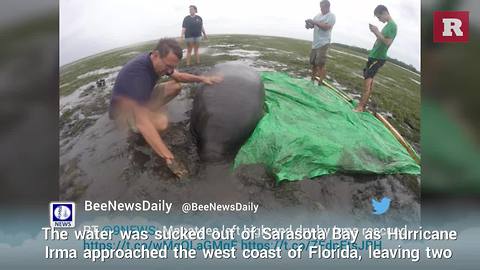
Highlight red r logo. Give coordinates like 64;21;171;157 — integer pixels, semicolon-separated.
433;11;469;43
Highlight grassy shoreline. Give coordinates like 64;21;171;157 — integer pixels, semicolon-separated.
60;34;420;144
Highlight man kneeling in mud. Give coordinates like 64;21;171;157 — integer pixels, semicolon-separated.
109;38;222;177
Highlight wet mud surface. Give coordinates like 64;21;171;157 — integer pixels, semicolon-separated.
60;45;420;223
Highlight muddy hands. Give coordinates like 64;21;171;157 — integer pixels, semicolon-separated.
166;159;189;179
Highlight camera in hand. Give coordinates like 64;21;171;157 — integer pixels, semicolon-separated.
305;20;314;29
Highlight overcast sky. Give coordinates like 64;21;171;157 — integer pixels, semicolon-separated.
60;0;420;70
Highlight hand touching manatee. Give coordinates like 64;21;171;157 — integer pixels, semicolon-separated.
201;75;223;85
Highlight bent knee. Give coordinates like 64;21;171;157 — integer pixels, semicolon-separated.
166;81;182;95
151;113;169;131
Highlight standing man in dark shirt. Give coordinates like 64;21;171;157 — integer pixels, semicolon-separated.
181;5;207;66
109;38;221;176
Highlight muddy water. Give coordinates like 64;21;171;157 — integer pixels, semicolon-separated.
59;58;420;223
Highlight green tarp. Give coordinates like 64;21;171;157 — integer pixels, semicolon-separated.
234;72;420;182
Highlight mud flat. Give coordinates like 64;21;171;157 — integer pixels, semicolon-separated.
60;35;420;223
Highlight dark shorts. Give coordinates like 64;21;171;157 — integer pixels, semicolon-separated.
185;36;202;45
310;44;329;66
363;58;386;79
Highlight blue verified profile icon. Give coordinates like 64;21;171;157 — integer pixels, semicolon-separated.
50;202;75;228
371;197;391;215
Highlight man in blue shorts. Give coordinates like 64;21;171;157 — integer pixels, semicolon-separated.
109;38;221;176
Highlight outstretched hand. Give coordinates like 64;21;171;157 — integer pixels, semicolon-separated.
202;75;224;85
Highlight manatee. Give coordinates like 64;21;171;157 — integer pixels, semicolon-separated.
191;63;264;162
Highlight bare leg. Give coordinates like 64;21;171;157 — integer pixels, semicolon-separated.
317;64;326;84
147;82;188;178
186;43;193;66
161;81;183;104
149;111;169;132
311;65;324;85
311;65;316;82
194;42;200;64
132;106;173;161
148;81;182;111
312;65;320;82
354;78;374;112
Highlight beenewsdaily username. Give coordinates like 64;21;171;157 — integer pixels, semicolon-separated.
83;200;259;214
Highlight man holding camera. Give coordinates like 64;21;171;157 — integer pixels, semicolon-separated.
305;0;336;85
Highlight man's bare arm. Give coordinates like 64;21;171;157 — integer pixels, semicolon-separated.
181;28;186;40
115;96;174;163
170;71;223;85
374;32;393;46
133;105;174;163
306;19;332;31
370;25;393;46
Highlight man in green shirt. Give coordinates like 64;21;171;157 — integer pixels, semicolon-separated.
354;5;397;112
